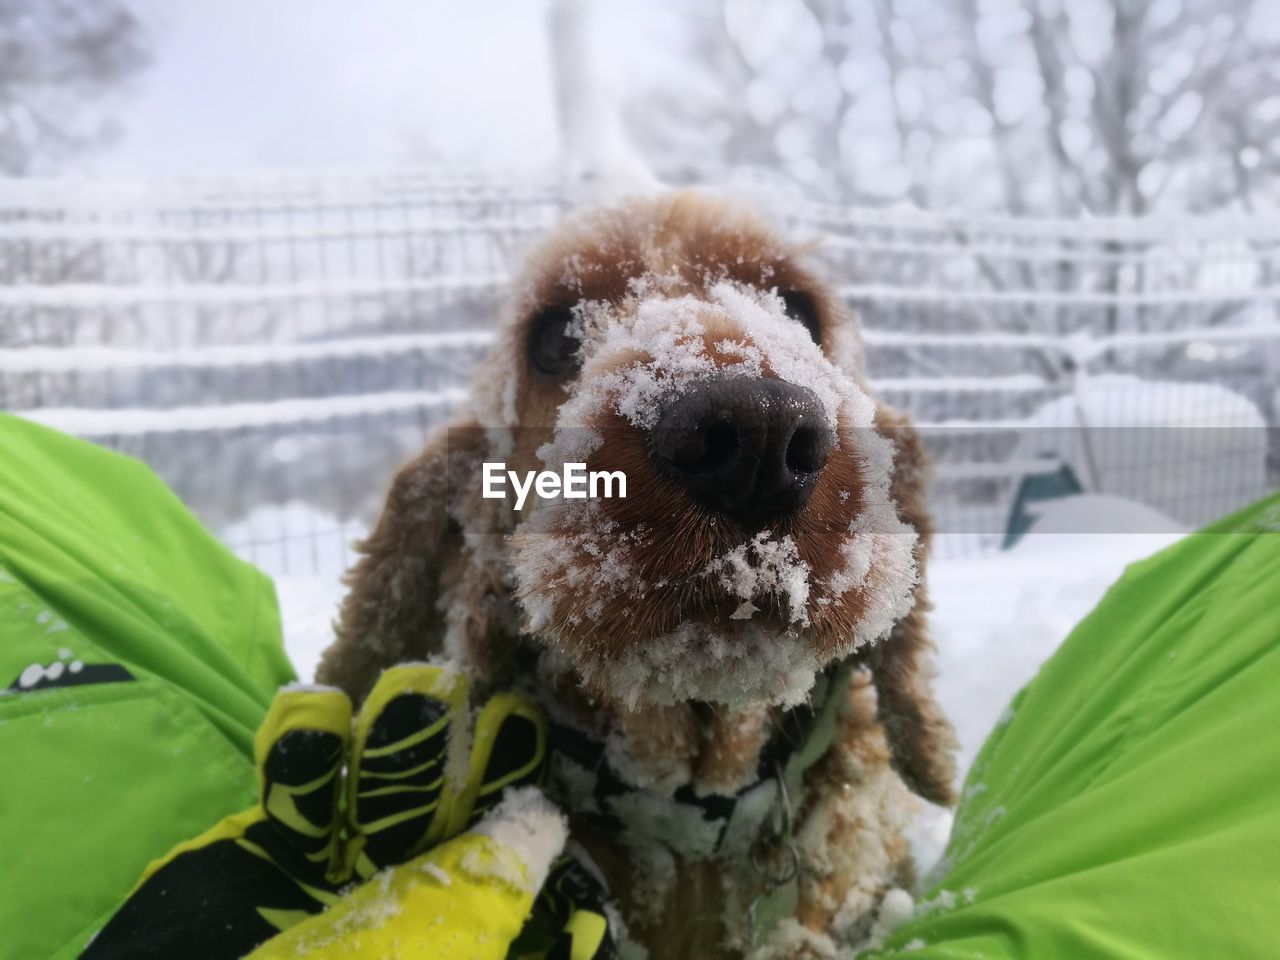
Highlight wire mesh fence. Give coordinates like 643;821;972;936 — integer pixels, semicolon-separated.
2;171;1277;577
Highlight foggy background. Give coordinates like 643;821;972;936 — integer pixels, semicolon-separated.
11;0;1280;216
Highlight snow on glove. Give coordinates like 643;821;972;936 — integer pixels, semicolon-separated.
244;787;575;960
82;663;561;960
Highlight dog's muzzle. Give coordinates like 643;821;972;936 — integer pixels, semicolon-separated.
648;375;834;522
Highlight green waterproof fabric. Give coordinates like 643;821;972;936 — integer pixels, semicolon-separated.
0;415;295;960
862;493;1280;959
4;413;1278;960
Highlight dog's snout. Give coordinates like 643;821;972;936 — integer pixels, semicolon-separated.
649;377;833;521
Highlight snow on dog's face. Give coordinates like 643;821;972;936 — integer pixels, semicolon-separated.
474;193;918;710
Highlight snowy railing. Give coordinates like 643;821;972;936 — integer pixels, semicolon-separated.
2;171;1277;573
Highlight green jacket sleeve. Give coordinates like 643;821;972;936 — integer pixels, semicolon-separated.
862;494;1280;959
0;415;295;960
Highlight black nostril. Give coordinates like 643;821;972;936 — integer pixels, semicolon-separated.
786;425;824;474
648;376;834;522
700;422;739;472
666;419;739;472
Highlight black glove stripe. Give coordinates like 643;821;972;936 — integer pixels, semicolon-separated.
262;730;344;857
466;712;546;827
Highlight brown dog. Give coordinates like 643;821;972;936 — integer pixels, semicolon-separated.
317;192;956;958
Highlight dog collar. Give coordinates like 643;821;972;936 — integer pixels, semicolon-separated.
545;658;855;861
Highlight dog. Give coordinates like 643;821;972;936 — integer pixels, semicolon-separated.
317;192;957;959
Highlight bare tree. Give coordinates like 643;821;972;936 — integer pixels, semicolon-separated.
0;0;150;175
624;0;1280;216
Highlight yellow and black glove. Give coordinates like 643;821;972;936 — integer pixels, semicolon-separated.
83;664;615;960
512;853;619;960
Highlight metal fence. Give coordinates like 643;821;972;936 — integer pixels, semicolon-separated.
2;171;1277;576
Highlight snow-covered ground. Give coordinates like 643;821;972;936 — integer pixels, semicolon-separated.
1015;374;1269;530
275;572;350;683
254;493;1188;877
219;502;358;684
930;494;1185;772
907;495;1186;870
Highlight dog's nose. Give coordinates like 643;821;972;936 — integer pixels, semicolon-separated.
649;377;834;521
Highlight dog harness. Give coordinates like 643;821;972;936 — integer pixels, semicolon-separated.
546;658;856;943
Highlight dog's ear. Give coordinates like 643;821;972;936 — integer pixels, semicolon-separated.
316;417;509;705
864;405;959;806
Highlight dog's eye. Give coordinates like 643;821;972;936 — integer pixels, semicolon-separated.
528;305;581;377
780;290;822;344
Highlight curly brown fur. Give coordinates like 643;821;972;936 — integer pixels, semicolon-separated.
318;191;956;958
864;405;958;806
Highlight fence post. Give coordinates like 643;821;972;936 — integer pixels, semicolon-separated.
1069;359;1103;493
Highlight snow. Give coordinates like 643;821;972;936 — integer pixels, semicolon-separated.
748;917;838;959
606;621;827;711
219;503;363;684
548;281;865;441
861;888;916;952
0;274;506;307
0;219;542;243
624;841;676;926
607;788;727;859
707;533;812;627
840;283;1280;306
1015;375;1268;528
829;508;919;649
7;168;1267;951
279;681;342;695
515;278;916;709
931;458;1063;482
464;786;569;894
1013;495;1186;540
274;577;346;684
913;416;1049;431
258;486;1189;897
0;172;560;209
0;331;494;373
821;232;1280;264
905;494;1187;873
873;375;1051;393
25;388;466;436
1028;373;1266;431
860;321;1280;360
801;200;1280;242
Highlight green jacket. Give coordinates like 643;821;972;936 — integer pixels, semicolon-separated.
862;494;1280;958
0;415;294;960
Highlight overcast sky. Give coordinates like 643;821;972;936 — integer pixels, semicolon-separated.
95;0;674;178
